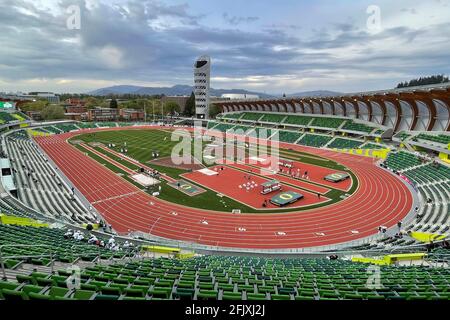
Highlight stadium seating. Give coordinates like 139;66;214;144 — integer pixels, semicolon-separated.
0;253;449;300
77;122;98;129
6;131;96;223
240;112;264;122
403;164;450;184
342;121;375;134
53;124;79;132
327;138;364;149
384;151;422;171
261;113;287;123
43;126;63;134
297;134;333;148
383;151;449;234
282;115;312;126
0;224;133;266
310;117;345;129
271;130;303;143
0;112;23;124
212;123;235;133
221;113;243;120
96;122;118;128
416;134;450;146
394;132;411;141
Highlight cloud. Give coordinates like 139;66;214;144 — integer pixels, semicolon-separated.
222;13;259;25
0;0;449;94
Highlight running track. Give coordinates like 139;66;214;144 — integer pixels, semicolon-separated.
35;126;413;249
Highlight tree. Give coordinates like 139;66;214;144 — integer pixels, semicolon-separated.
85;97;100;109
184;92;195;116
209;103;221;118
164;101;181;115
109;98;118;109
40;105;65;120
20;100;48;112
396;74;449;88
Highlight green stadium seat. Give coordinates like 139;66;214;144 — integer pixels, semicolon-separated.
221;292;242;300
197;289;218;300
72;289;95;300
1;288;26;300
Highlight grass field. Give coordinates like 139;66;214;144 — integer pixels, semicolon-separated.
70;129;358;213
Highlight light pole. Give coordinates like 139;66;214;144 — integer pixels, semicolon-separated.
144;100;147;123
152;100;155;123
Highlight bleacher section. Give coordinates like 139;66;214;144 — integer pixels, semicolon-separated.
222;113;242;120
271;130;303;143
342;121;375;134
0;224;135;266
383;151;450;234
43;126;63;134
0;252;449;300
53;124;79;133
282;115;312;126
403;164;450;184
327;138;364;149
416;134;450;146
5;131;96;224
297;134;333;148
212;123;235;133
261;114;287;123
77;122;98;129
384;151;422;171
0;112;21;124
394;132;411;141
310;117;345;129
96;122;118;128
240;113;264;122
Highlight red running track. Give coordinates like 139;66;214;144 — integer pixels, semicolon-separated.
35;126;413;249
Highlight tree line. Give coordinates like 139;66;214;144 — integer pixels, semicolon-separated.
396;74;449;88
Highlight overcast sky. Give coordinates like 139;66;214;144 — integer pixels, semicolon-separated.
0;0;449;94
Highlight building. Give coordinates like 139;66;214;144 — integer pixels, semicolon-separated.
119;108;145;121
25;92;60;104
161;96;190;113
221;93;259;100
87;107;118;121
65;105;87;114
65;98;85;106
194;55;211;119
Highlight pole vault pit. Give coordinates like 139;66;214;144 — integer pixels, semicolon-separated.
324;172;350;183
270;191;304;207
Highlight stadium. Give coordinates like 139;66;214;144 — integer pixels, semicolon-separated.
0;0;449;309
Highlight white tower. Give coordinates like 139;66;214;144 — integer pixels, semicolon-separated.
194;55;211;119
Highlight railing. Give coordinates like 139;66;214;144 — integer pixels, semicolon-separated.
0;244;55;280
